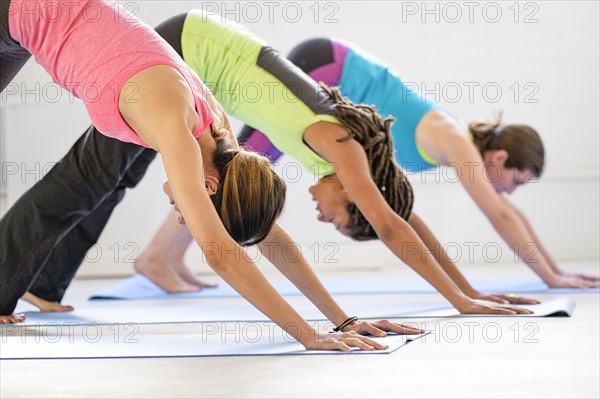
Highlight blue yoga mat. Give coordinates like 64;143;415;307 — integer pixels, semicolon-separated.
89;274;599;300
10;296;576;328
0;329;429;360
0;328;427;360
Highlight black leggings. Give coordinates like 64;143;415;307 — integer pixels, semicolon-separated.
0;13;187;312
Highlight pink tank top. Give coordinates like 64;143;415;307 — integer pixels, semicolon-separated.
8;0;213;147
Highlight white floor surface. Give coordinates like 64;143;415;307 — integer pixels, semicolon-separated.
1;262;599;398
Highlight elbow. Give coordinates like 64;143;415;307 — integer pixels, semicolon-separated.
205;254;230;274
201;241;239;274
376;224;395;242
194;225;250;273
375;219;408;242
489;208;515;228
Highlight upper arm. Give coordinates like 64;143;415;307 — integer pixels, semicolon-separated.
257;223;283;250
415;111;463;165
407;212;427;237
498;194;525;219
157;125;233;256
122;69;234;261
415;112;513;222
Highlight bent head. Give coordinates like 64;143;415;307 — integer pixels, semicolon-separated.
312;85;415;241
470;119;545;194
211;139;287;246
309;174;352;236
164;136;286;246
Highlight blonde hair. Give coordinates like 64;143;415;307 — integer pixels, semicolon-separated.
211;129;286;246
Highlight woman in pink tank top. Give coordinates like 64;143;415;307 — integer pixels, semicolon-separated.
0;0;408;352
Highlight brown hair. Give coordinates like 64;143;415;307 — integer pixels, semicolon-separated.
469;114;544;177
211;130;286;246
321;84;414;241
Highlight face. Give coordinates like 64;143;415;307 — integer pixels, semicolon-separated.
163;181;187;224
483;151;537;194
162;173;220;225
308;174;353;236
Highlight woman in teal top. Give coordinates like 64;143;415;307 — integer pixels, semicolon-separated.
237;37;599;290
14;12;546;324
140;35;597;292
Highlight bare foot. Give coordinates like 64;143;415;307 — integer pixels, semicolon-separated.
0;314;26;324
135;255;200;293
21;292;74;312
172;259;218;289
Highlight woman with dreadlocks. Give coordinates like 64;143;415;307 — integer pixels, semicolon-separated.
239;38;599;291
14;11;532;321
1;2;425;351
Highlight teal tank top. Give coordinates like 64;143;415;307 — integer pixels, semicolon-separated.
339;46;440;172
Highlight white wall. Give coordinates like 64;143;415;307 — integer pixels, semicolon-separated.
1;1;598;277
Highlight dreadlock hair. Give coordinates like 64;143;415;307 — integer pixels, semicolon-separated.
210;125;287;246
469;112;545;177
320;84;414;241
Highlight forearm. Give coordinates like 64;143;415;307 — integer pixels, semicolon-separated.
378;222;471;310
537;244;564;275
408;214;479;297
512;207;563;275
271;257;350;327
182;204;318;344
434;257;478;297
209;249;317;344
491;211;559;283
259;226;350;326
499;199;599;285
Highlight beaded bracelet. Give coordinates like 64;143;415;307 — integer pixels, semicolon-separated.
332;316;358;332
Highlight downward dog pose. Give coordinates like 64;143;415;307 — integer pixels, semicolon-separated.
17;11;533;317
231;38;600;290
0;1;419;352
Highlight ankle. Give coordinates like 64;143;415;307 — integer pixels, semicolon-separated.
136;250;167;265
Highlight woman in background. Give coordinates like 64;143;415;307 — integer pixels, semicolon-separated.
232;38;600;290
13;11;533;321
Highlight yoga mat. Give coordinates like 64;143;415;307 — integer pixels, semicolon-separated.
89;274;599;301
0;330;428;360
8;296;576;327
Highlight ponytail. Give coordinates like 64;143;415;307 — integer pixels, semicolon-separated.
469;113;545;177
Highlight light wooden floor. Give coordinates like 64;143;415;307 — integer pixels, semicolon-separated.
1;262;599;398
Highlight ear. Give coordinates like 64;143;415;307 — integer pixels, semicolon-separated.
204;175;220;196
489;149;509;167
